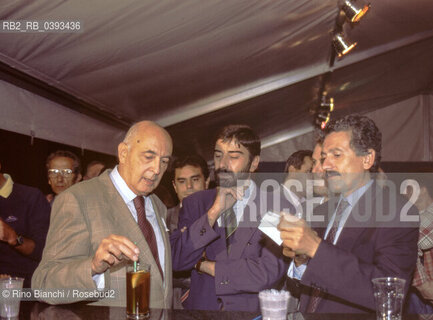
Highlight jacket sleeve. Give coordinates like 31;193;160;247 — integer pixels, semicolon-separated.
214;233;289;295
170;195;220;271
25;189;51;261
31;192;104;304
301;225;418;310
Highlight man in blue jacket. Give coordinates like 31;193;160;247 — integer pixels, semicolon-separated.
171;124;290;311
279;115;419;313
0;162;51;287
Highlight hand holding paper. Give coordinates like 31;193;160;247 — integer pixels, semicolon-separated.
258;211;286;246
278;212;321;258
258;211;302;245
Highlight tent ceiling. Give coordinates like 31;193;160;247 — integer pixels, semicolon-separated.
1;0;433;159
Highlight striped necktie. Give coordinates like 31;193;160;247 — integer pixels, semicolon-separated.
133;196;163;278
306;199;350;313
223;207;237;252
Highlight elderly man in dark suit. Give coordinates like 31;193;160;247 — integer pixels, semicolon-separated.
279;115;419;313
171;124;290;312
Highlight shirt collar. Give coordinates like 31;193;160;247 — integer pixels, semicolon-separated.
109;166;145;204
341;179;374;207
0;174;13;198
236;180;255;207
217;180;256;226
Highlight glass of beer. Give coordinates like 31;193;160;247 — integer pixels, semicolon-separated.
126;263;151;319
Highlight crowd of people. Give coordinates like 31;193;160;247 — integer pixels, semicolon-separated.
1;115;432;314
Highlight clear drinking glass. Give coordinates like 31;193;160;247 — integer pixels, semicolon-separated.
0;277;24;318
126;263;151;319
372;277;406;320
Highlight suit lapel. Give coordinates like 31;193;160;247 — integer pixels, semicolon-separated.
335;182;377;252
228;224;257;259
149;195;172;306
149;195;171;281
228;188;261;260
207;190;233;260
100;172;143;244
213;221;229;260
310;198;335;238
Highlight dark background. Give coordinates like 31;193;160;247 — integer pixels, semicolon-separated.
2;128;433;209
0;129;117;195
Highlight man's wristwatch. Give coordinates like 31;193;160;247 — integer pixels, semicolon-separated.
13;235;24;247
195;257;206;273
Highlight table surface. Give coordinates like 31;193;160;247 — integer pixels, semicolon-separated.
16;301;429;320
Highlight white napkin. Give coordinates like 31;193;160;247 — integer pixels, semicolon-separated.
259;211;301;245
258;211;283;245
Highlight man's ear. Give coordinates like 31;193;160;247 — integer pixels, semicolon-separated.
420;185;428;198
74;173;83;183
205;176;210;189
362;149;376;170
249;156;260;172
172;180;177;194
118;142;129;165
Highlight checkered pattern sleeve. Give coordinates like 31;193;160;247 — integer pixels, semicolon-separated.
413;204;433;287
418;205;433;250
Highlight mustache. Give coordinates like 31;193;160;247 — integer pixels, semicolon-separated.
215;168;235;175
325;170;341;178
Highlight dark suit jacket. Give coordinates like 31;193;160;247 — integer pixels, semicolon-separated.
170;185;292;311
294;181;419;313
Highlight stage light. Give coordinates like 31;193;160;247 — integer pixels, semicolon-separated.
315;113;331;130
341;0;370;23
315;95;334;130
321;97;334;112
332;32;357;58
320;117;330;130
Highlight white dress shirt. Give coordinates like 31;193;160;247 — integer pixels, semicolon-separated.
216;181;256;227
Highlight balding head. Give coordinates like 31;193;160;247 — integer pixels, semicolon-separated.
118;121;173;196
123;121;172;147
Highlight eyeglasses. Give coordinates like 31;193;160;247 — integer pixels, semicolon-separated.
48;169;74;178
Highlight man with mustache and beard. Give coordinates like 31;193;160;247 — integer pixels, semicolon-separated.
170;125;289;312
278;115;419;313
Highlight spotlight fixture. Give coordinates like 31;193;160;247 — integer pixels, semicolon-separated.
315;113;330;130
341;0;370;23
332;32;357;58
320;97;334;113
315;95;334;130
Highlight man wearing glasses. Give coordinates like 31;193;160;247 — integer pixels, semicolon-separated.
45;150;82;204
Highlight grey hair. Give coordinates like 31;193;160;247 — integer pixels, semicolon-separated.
123;123;140;145
122;122;143;151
